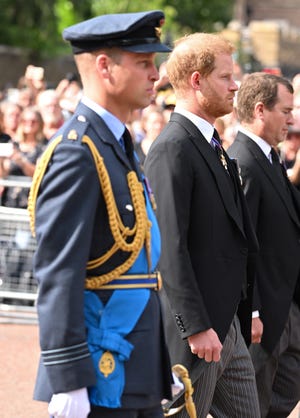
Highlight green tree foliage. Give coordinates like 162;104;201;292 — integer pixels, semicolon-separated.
0;0;60;57
162;0;233;33
0;0;233;58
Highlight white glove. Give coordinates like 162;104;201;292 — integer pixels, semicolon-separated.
171;372;185;397
161;372;185;404
48;387;91;418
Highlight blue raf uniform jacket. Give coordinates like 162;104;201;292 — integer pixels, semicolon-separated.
32;102;172;409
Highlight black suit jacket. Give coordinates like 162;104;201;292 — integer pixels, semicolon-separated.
228;131;300;353
144;113;258;383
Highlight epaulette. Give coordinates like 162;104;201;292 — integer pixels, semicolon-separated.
62;114;90;143
28;113;90;237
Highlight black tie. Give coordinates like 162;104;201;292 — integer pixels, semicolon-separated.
123;127;137;170
270;147;287;188
212;128;242;206
213;128;221;144
270;147;300;222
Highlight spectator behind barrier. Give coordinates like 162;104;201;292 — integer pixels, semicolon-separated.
36;89;65;141
134;106;166;167
0;106;45;208
55;72;82;119
0;101;22;140
280;119;300;189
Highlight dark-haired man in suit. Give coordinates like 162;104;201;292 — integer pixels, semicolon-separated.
228;72;300;417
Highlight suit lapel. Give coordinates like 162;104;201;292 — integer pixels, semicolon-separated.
237;132;300;227
170;113;245;237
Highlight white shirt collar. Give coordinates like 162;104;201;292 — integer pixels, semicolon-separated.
174;106;215;144
238;125;272;159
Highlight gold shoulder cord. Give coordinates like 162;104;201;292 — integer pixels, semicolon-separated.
28;134;63;235
28;134;152;289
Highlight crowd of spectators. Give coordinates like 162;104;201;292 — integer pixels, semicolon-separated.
0;66;82;208
1;61;300;209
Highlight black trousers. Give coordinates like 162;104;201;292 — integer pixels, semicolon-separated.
88;404;164;418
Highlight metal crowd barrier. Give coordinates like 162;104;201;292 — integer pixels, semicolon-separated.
0;176;38;323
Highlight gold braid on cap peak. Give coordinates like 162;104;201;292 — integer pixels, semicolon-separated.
28;134;152;288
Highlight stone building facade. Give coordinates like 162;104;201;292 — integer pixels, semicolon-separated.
234;0;300;27
227;0;300;77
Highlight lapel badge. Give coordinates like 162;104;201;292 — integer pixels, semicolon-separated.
144;177;157;211
220;152;229;172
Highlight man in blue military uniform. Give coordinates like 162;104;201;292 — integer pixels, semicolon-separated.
28;10;173;418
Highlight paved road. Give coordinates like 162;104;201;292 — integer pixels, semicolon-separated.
0;323;299;418
0;324;48;417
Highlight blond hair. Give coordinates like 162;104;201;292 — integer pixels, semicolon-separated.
166;33;235;92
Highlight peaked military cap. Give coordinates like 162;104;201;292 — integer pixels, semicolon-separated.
63;10;171;54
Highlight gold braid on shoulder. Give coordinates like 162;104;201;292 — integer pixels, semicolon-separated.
28;134;152;289
28;134;63;236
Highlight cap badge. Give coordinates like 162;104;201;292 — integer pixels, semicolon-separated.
155;27;162;40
